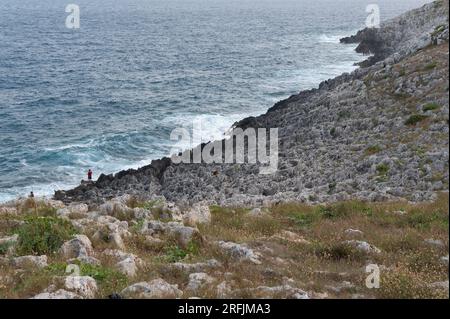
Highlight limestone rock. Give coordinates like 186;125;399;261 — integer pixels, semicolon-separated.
121;279;183;299
60;235;94;259
168;259;222;274
141;221;201;248
342;240;381;254
64;276;98;299
183;205;211;226
186;273;215;292
31;289;82;299
13;255;48;269
216;241;261;264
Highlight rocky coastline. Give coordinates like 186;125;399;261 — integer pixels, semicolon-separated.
54;0;448;208
0;1;448;300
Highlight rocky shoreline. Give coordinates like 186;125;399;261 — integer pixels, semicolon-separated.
54;1;449;208
0;1;449;300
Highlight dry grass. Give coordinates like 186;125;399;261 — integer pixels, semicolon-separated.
0;193;448;299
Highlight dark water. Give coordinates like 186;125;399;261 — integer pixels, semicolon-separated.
0;0;431;201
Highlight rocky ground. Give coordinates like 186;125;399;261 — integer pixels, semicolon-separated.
55;1;449;208
0;194;448;299
0;1;448;299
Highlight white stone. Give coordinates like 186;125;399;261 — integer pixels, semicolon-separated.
216;241;261;264
121;279;183;299
441;255;449;267
183;205;211;226
186;273;215;292
116;257;138;277
64;276;98;299
424;238;445;247
31;289;82;299
342;240;381;254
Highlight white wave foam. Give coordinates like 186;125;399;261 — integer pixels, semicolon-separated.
318;34;343;44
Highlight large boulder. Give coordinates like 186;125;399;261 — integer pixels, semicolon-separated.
99;201;135;220
183;205;211;226
216;241;261;264
141;221;202;248
57;203;89;218
60;235;94;259
64;276;98;299
102;249;143;277
116;257;138;277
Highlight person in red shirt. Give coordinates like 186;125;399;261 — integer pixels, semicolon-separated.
87;169;93;181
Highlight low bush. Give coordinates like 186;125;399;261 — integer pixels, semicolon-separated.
404;114;428;126
16;216;76;255
422;103;440;112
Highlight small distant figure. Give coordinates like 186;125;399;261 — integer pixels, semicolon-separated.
87;169;93;181
29;191;34;198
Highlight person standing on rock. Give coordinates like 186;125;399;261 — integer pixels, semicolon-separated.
87;169;93;181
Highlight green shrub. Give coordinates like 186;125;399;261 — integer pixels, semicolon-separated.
315;201;373;219
376;163;390;175
403;209;449;231
424;61;437;70
163;241;199;263
288;212;318;228
16;216;76;255
422;103;440;112
432;25;445;37
312;242;365;262
405;114;428;126
330;127;337;138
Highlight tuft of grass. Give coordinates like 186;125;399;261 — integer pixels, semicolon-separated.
288;211;319;228
431;24;446;37
205;206;282;242
405;114;428;126
423;61;437;70
0;241;14;255
402;208;449;231
16;216;76;256
365;145;382;156
311;242;366;262
376;163;390;176
422;103;441;112
18;199;57;217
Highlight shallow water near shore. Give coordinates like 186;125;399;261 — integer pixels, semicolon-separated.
0;0;432;202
